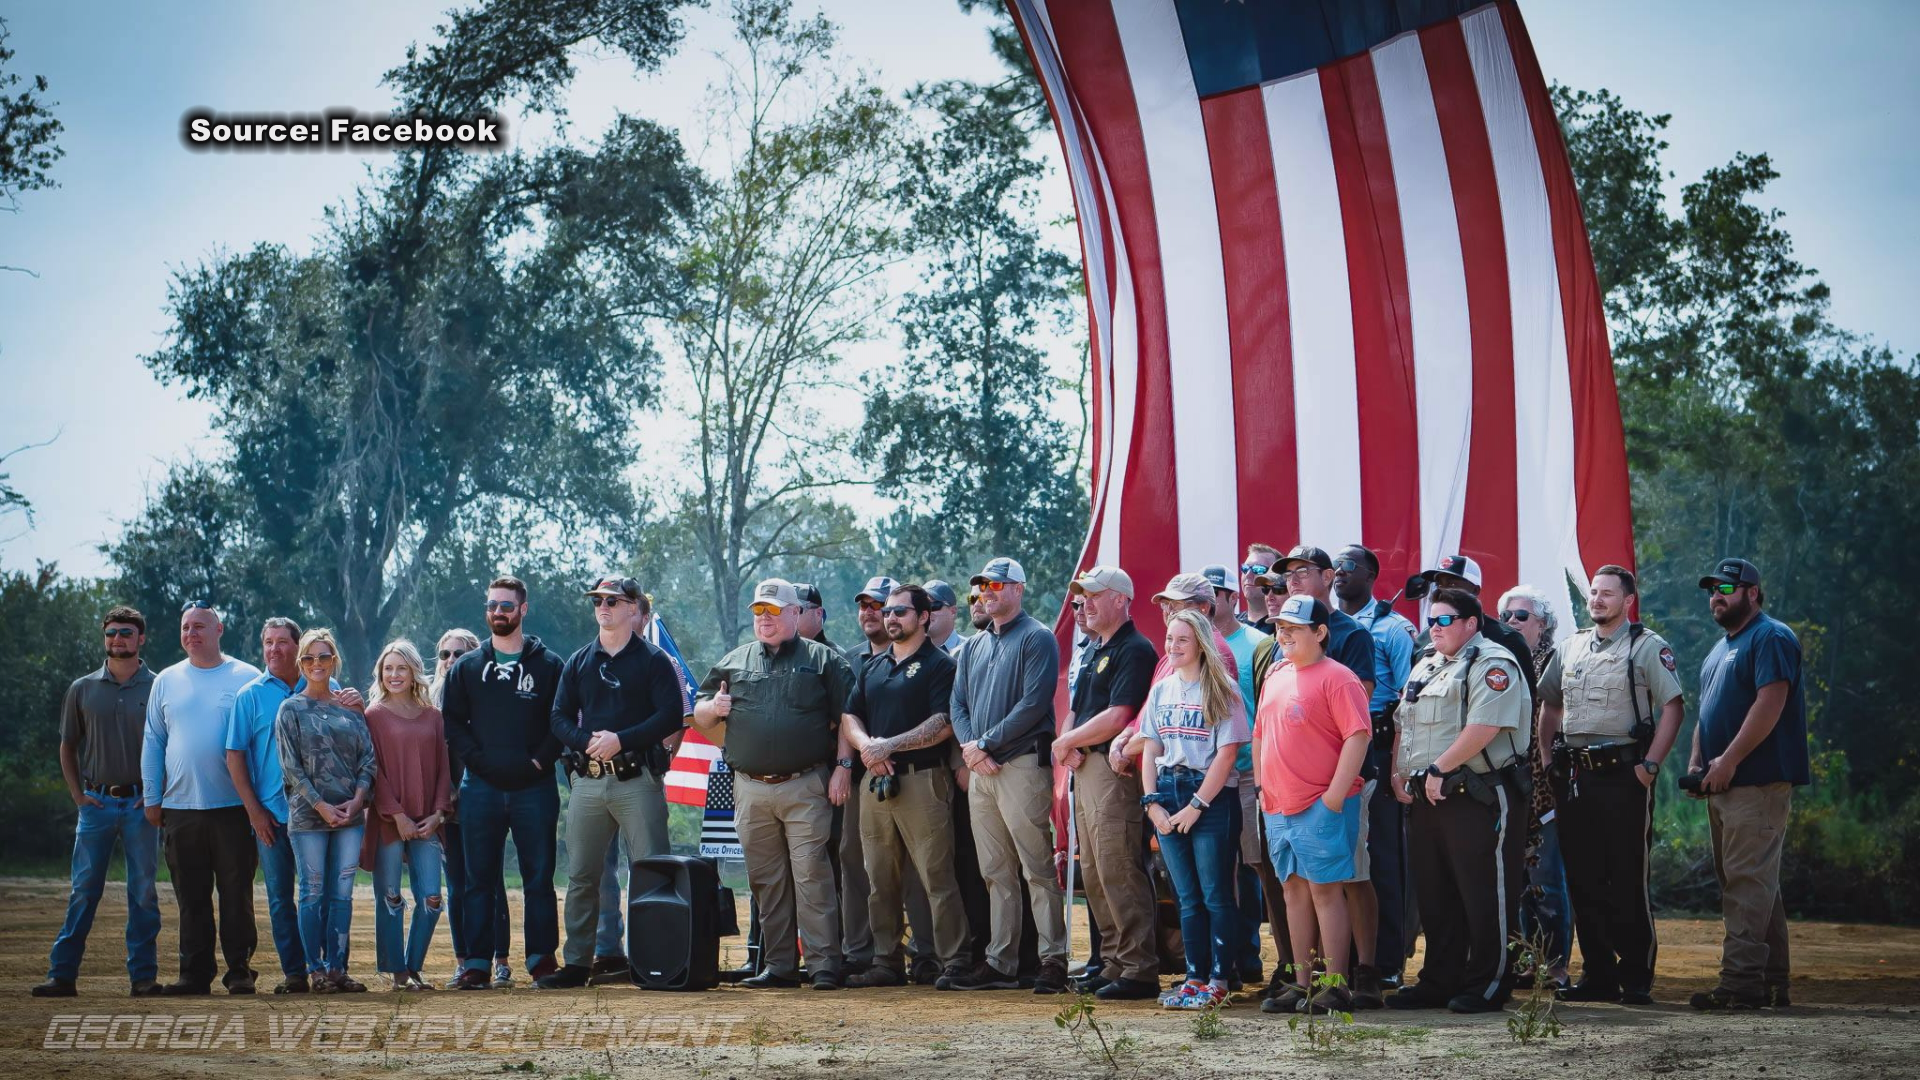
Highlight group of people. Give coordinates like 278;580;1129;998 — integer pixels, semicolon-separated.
34;546;1809;1018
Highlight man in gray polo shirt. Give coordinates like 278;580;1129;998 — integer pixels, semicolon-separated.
35;606;163;998
693;579;857;990
946;557;1068;993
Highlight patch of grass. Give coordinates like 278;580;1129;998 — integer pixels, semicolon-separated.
1054;993;1140;1072
1190;1006;1228;1040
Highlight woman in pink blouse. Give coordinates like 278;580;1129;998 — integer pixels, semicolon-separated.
366;639;452;990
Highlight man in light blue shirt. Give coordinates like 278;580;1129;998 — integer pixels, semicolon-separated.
1333;546;1417;985
142;601;263;995
224;616;353;994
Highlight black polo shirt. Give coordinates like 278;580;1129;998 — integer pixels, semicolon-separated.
846;637;956;770
550;632;685;755
1070;619;1157;748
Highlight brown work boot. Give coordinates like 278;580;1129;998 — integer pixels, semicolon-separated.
1032;958;1070;995
1351;963;1385;1009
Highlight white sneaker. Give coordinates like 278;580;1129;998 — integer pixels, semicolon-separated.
491;963;512;989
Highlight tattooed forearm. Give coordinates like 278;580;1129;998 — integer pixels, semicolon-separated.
888;713;953;753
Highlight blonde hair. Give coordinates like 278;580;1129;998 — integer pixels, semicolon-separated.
297;627;340;664
430;628;480;708
370;638;434;709
1167;610;1238;728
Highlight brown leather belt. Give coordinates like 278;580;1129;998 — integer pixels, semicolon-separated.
740;770;807;785
87;782;140;798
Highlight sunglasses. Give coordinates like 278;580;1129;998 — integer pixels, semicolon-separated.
1708;582;1742;595
299;653;338;665
180;599;214;613
1069;599;1085;610
1249;584;1272;596
484;600;519;613
1426;614;1466;628
438;648;468;661
978;580;1012;592
750;602;785;617
1500;609;1533;623
588;596;630;608
1333;557;1362;573
104;627;139;639
879;604;917;617
857;598;886;611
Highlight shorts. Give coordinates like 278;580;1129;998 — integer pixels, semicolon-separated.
1346;779;1378;883
1265;791;1363;886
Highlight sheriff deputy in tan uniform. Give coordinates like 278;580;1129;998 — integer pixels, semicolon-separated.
1539;564;1684;1006
1386;588;1531;1015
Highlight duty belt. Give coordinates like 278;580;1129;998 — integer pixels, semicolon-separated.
570;757;623;780
1565;742;1639;772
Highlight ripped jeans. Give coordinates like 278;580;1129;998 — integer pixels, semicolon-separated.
374;835;445;976
291;824;364;975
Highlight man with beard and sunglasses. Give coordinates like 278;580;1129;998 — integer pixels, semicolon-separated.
442;576;566;990
35;607;162;998
1687;559;1807;1012
840;584;968;987
535;577;685;989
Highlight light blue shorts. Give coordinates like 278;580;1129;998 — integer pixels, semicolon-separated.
1265;792;1363;886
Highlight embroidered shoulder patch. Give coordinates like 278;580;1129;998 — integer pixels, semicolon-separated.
1659;647;1676;673
1096;655;1110;674
1485;667;1511;692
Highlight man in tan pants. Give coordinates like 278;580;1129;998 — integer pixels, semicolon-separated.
945;557;1069;993
694;579;857;990
841;584;969;986
1051;566;1161;999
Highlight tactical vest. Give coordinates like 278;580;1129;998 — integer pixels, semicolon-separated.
1560;624;1654;746
1396;641;1526;775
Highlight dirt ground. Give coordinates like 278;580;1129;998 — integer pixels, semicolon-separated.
1;876;1914;1079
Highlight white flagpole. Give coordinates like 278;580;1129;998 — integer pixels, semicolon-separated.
1063;772;1077;970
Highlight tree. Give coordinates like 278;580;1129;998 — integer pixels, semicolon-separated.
0;15;64;280
118;0;697;677
661;0;905;648
0;564;114;861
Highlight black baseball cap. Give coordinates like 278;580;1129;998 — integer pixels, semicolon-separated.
793;583;824;608
584;576;640;600
924;580;959;610
1698;558;1761;590
1277;545;1333;572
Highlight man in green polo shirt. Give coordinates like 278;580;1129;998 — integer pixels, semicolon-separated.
694;578;857;990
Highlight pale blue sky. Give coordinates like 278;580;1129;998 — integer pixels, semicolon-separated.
2;0;1914;577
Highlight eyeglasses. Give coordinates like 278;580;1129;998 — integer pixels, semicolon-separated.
1501;609;1533;623
879;605;916;617
1426;614;1465;628
180;599;214;613
588;596;629;608
1708;582;1741;595
1240;563;1269;576
857;598;886;611
299;653;338;665
978;580;1011;593
750;602;784;617
484;600;519;613
104;627;138;639
438;648;468;661
1280;566;1320;581
1333;558;1362;573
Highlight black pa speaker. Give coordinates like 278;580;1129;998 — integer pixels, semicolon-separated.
628;854;720;990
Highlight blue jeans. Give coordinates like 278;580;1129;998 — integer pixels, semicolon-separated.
1521;819;1572;973
375;837;445;975
442;817;511;964
1155;770;1241;983
47;793;161;982
254;819;306;978
458;774;558;974
291;825;363;974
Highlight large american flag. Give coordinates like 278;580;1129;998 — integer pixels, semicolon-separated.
1010;0;1633;645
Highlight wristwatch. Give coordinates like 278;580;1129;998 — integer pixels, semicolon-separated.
835;758;855;770
1188;794;1209;811
1639;758;1661;775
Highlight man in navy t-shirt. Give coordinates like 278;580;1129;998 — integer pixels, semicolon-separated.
1688;558;1807;1011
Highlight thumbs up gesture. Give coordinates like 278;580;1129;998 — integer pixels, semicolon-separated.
713;680;733;718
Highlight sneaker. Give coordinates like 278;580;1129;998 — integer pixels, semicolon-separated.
273;974;311;995
588;955;630;986
1031;958;1070;995
1447;993;1504;1014
1384;983;1451;1010
1351;963;1385;1010
932;964;973;991
810;969;843;991
491;962;513;989
944;962;1020;991
1094;976;1160;1001
533;964;591;990
454;968;493;991
402;972;434;991
845;966;904;988
1556;980;1621;1003
1174;984;1230;1011
1689;987;1763;1011
444;972;467;990
130;979;163;998
30;978;76;998
910;957;944;986
1261;983;1308;1014
1306;985;1355;1015
1766;984;1791;1008
1160;980;1207;1008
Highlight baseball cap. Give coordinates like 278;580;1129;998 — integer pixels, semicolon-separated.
1273;594;1330;627
751;579;801;611
924;580;959;610
1698;558;1761;590
856;576;901;604
1277;545;1333;572
1420;554;1484;589
1070;565;1135;598
1150;572;1213;605
793;582;824;608
971;557;1028;586
584;576;640;600
1200;564;1239;594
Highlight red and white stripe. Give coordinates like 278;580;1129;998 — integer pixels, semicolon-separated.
665;727;721;807
1012;0;1632;648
